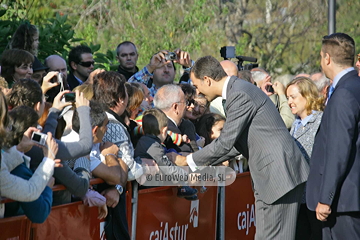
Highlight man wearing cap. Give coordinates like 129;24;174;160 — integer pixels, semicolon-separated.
32;57;48;83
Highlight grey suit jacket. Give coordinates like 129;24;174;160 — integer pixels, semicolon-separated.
290;111;323;164
192;76;309;204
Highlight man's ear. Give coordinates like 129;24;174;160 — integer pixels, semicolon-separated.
70;61;77;71
325;53;331;65
203;76;212;86
34;102;41;113
92;126;99;136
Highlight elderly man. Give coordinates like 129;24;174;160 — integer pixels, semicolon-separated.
310;72;330;99
174;56;309;240
154;84;194;153
129;49;192;97
251;68;294;129
116;41;139;80
44;55;70;102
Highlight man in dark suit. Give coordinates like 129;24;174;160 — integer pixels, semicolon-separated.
306;33;360;239
153;84;194;153
174;56;309;239
67;45;94;90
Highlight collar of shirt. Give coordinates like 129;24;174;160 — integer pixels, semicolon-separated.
74;74;84;85
221;76;231;100
332;67;355;88
293;110;317;134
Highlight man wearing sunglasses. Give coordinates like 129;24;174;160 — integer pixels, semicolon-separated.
67;45;95;90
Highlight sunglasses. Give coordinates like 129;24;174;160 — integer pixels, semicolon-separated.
78;61;95;67
187;99;195;107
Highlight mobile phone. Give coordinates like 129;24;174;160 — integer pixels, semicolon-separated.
64;92;76;102
265;85;274;93
31;132;47;146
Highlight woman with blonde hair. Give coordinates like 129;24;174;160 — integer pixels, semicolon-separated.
286;76;324;240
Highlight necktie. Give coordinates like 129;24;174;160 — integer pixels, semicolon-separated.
327;86;335;101
222;99;226;117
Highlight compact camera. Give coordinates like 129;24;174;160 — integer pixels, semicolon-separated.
50;72;63;84
64;92;76;102
31;132;47;146
57;73;63;84
164;52;178;61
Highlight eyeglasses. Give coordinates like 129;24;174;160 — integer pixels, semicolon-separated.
78;61;95;67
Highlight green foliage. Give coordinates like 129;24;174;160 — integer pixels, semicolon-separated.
2;0;360;77
37;13;82;61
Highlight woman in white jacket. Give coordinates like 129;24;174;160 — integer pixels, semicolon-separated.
0;92;60;204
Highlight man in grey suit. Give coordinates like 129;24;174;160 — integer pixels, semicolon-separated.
174;56;309;239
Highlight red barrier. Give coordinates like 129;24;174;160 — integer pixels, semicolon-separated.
0;215;31;240
31;201;101;240
225;172;256;240
135;186;218;240
0;174;254;240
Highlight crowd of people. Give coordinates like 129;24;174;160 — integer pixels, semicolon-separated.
0;22;360;240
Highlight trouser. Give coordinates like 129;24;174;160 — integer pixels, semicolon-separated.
254;183;304;240
295;203;322;240
322;211;360;240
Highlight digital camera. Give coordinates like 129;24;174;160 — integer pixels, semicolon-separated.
164;52;178;61
31;132;47;146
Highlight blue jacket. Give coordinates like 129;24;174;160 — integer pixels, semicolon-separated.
5;162;52;223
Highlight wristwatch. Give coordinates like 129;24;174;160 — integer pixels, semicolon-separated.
115;184;123;195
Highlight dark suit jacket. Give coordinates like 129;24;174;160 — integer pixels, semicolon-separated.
164;118;193;153
306;70;360;212
192;76;309;204
67;73;82;90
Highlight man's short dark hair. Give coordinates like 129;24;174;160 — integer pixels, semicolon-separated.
72;100;107;134
116;41;137;56
68;45;92;71
191;56;227;81
322;33;355;67
7;79;43;109
142;108;168;136
93;71;127;109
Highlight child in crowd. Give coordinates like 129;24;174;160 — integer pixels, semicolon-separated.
133;114;204;150
196;113;248;172
134;108;198;200
196;113;226;146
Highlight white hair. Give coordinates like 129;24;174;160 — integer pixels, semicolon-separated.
154;84;183;110
251;71;268;84
311;73;330;92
